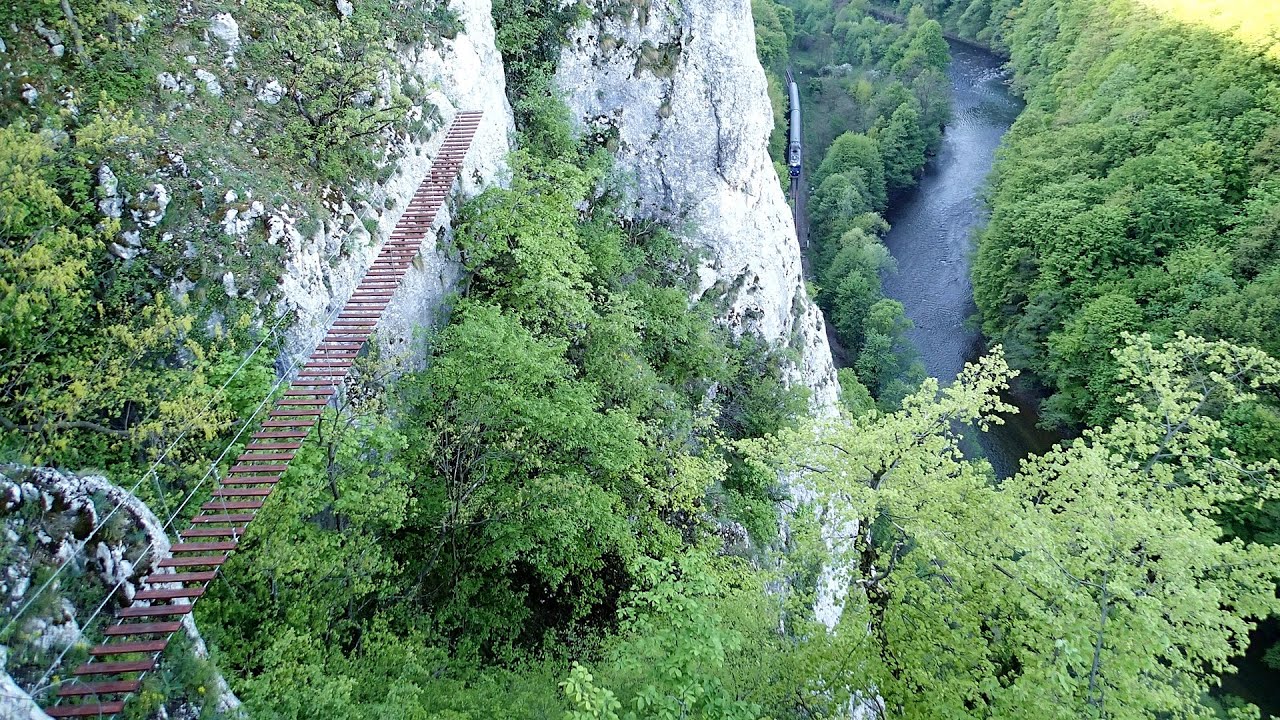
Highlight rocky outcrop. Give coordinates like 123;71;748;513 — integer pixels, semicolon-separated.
273;0;514;371
0;466;241;716
555;0;839;409
0;648;52;720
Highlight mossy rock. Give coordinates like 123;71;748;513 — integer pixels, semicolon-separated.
633;40;681;78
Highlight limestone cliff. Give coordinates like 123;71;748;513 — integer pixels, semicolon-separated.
555;0;839;409
274;0;515;369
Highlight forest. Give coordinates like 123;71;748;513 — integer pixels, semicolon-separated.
1;0;1279;718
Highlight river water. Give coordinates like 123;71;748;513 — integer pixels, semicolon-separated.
878;42;1058;478
860;41;1279;712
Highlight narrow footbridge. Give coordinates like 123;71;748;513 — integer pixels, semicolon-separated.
42;111;482;718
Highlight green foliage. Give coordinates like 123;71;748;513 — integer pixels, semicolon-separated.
781;1;950;408
768;335;1280;718
562;553;829;720
493;0;590;143
197;108;812;715
961;0;1280;456
240;0;418;182
874;101;929;194
751;0;795;70
0;114;247;475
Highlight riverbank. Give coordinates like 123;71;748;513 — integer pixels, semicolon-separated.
864;5;1007;57
874;41;1058;478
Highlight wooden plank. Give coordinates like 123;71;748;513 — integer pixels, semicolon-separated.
134;587;204;601
221;477;281;485
57;680;141;697
89;639;169;656
228;463;288;472
235;453;295;462
211;487;271;497
199;500;263;511
46;702;127;717
157;556;226;568
178;526;248;537
190;513;255;524
171;541;237;552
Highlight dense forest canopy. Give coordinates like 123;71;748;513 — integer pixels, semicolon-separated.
2;0;1280;717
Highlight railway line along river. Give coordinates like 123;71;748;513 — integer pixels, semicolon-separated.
876;41;1058;479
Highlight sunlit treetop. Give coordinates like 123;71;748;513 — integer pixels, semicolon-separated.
1139;0;1280;61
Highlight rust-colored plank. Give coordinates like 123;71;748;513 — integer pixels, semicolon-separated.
253;430;308;438
157;556;227;568
46;702;127;717
262;418;319;426
269;408;323;417
199;500;263;511
212;487;271;497
228;463;288;472
221;476;280;485
245;442;303;450
235;453;295;462
89;639;170;656
179;526;248;537
224;471;283;480
171;541;237;552
57;680;141;697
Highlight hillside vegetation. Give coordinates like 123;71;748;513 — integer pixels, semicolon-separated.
897;0;1280;518
3;0;1280;718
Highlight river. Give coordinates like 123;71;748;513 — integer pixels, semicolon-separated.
870;42;1279;713
877;42;1058;479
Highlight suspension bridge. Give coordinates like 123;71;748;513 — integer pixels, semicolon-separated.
32;111;482;719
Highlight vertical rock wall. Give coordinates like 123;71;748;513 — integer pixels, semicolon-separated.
276;0;515;370
555;0;839;409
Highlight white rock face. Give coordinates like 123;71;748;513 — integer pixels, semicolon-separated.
274;0;514;369
0;648;52;720
555;0;839;410
0;467;242;714
255;78;285;105
195;68;223;96
96;164;122;219
208;13;241;52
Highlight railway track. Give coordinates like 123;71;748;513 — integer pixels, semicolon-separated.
40;111;483;719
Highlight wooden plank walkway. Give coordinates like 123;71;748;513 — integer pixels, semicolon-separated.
42;111;483;718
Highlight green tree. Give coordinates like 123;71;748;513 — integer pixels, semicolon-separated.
770;336;1280;719
875;101;927;194
813;132;887;211
892;19;950;77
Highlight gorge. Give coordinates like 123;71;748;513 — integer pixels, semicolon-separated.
2;0;1280;717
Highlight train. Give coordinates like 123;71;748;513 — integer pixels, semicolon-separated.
786;71;802;179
